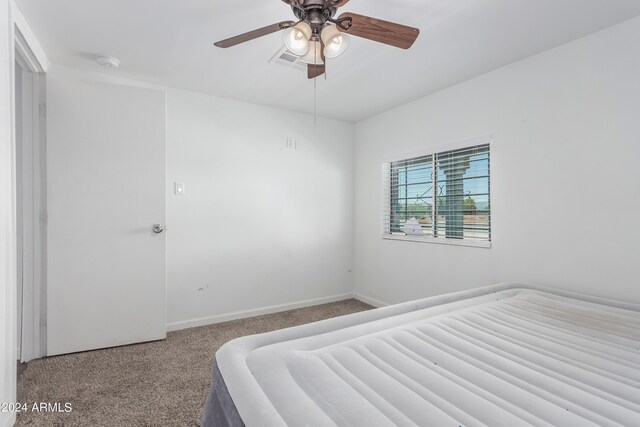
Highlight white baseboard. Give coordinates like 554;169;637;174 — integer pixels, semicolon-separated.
166;293;354;332
353;293;389;308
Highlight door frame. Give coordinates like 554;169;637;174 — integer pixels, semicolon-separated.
11;2;49;362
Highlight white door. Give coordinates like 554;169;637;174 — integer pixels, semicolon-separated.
46;75;167;355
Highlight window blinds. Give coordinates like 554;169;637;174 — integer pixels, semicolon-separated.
382;143;491;244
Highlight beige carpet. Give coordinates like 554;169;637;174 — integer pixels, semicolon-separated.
16;299;372;426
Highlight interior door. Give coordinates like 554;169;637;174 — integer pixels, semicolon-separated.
46;75;167;355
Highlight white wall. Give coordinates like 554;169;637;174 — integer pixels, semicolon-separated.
43;67;355;332
166;90;355;329
29;12;640;361
0;0;16;426
354;16;640;305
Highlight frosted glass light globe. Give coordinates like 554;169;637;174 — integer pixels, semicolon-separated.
321;25;350;59
283;22;312;56
298;40;324;64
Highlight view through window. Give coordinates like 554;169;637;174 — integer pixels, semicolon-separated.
383;142;491;245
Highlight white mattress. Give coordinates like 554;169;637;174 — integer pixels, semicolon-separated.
216;284;640;426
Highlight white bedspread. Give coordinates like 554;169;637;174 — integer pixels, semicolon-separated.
216;284;640;426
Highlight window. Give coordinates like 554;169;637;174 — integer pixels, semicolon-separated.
382;138;491;247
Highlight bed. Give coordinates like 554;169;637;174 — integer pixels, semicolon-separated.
202;284;640;426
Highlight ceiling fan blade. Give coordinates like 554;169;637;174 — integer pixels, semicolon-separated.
328;0;350;7
214;21;295;48
308;63;325;79
337;13;419;49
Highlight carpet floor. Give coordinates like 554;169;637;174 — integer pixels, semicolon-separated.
16;299;372;426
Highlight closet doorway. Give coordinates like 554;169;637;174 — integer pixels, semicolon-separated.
15;27;47;363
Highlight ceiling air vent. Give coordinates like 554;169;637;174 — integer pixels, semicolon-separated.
269;46;307;72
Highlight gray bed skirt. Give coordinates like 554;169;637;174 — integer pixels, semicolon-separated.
201;361;245;427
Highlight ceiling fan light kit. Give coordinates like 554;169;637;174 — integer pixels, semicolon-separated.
213;0;420;79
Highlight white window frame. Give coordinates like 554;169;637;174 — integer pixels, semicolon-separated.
381;136;492;248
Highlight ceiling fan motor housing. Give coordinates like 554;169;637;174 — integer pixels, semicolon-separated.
292;0;337;32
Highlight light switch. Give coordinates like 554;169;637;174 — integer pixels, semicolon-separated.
174;182;185;195
286;137;296;150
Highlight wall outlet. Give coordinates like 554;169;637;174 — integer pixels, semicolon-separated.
174;182;185;195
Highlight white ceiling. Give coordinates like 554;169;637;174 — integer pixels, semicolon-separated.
16;0;640;122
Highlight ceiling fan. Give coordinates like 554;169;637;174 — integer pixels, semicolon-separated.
214;0;420;79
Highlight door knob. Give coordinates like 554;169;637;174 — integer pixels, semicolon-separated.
152;224;165;234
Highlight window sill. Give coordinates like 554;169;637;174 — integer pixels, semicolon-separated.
381;234;492;249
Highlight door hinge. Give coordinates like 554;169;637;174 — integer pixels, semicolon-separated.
39;209;48;223
38;103;46;117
